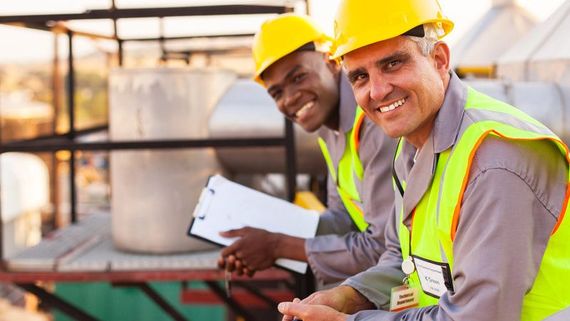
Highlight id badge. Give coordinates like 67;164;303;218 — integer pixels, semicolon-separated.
390;284;419;312
412;255;454;298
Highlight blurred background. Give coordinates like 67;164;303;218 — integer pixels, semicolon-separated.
0;0;569;320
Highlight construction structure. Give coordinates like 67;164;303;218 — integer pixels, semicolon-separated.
0;2;319;321
497;0;570;85
452;0;536;78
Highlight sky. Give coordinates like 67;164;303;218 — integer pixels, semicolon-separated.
0;0;567;63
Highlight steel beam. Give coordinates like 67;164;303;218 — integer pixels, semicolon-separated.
0;5;288;23
16;283;100;321
67;30;78;223
114;283;189;321
0;137;288;153
123;33;253;42
284;118;297;202
204;281;260;321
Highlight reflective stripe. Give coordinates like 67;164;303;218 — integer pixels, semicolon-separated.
351;108;366;180
397;87;570;318
465;87;546;128
399;151;450;307
465;108;553;137
318;106;369;232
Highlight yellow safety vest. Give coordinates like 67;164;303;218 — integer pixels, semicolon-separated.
396;87;570;319
318;106;368;232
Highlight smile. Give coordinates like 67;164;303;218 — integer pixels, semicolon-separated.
378;98;406;113
295;101;315;118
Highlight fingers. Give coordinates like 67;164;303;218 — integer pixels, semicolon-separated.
244;267;256;277
301;291;319;304
219;227;249;238
278;301;306;321
217;256;226;269
219;254;256;278
224;255;237;272
220;241;242;257
234;258;245;275
280;298;301;321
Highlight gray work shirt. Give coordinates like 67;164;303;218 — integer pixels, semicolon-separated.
305;74;398;284
343;73;568;320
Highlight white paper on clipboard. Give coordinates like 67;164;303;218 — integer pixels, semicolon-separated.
188;174;320;274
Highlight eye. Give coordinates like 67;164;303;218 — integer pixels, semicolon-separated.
269;90;282;101
292;73;306;83
386;59;402;71
348;72;368;86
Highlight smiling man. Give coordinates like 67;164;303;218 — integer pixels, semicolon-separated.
278;0;570;320
217;13;397;285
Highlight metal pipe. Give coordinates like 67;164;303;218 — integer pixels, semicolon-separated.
122;33;253;42
0;91;3;262
67;30;77;223
0;5;288;23
126;283;189;321
1;137;288;153
52;29;62;228
3;125;107;145
284;118;297;202
111;0;123;67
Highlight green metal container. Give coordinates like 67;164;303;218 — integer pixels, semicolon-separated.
54;281;226;321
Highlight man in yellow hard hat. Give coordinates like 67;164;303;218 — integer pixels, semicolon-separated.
278;0;570;320
217;13;398;285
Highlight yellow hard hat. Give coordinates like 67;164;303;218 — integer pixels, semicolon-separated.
252;13;332;86
332;0;454;59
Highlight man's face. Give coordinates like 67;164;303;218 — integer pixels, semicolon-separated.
343;36;450;147
263;50;340;133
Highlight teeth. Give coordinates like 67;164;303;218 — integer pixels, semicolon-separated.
378;98;406;113
296;101;314;118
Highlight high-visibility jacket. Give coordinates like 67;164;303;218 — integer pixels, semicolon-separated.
395;87;570;320
318;106;369;232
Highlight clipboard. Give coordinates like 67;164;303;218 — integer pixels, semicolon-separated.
187;175;319;274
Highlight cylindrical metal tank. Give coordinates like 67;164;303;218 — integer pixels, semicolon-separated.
467;80;570;143
109;68;236;253
209;79;325;175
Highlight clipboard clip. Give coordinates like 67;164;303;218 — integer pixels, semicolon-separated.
193;187;215;219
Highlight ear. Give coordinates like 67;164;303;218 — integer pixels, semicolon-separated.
432;41;450;76
324;53;341;74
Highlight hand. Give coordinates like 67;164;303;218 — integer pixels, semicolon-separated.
217;254;255;277
300;286;373;314
219;227;279;274
278;298;348;321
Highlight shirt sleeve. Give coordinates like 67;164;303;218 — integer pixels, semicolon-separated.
305;119;398;284
342;204;405;311
344;138;567;321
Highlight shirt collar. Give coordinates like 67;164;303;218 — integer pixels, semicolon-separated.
431;71;468;153
338;72;358;134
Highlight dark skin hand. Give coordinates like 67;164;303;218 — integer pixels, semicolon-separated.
217;227;307;276
218;254;256;277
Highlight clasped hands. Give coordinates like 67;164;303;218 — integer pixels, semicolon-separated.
277;285;375;321
217;227;372;321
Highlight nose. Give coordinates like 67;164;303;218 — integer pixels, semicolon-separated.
283;90;301;108
369;73;393;102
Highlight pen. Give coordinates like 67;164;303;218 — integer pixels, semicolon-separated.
224;269;232;298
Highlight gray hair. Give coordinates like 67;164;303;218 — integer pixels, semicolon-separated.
405;24;443;56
